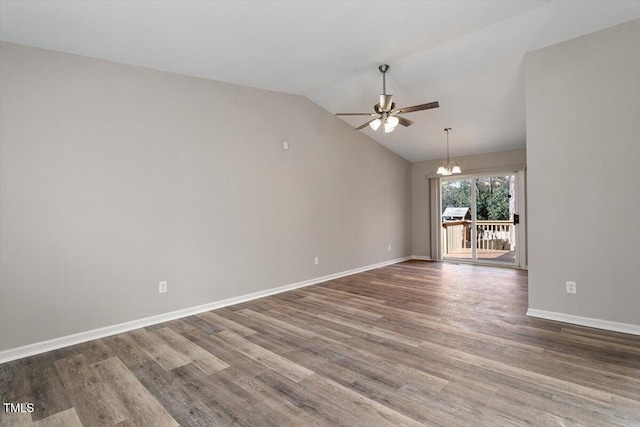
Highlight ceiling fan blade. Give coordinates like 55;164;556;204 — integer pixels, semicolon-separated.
395;101;439;114
335;113;376;116
397;116;414;127
355;118;377;130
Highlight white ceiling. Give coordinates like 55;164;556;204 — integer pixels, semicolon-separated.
1;1;639;162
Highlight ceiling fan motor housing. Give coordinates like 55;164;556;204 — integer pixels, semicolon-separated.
374;101;395;115
379;95;394;112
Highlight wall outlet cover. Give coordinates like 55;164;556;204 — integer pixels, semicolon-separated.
566;281;576;294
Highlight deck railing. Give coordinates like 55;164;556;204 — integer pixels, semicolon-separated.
442;220;515;253
442;221;469;254
477;220;514;250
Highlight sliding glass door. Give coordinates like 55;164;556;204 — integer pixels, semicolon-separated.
441;178;473;261
474;175;516;264
441;173;518;265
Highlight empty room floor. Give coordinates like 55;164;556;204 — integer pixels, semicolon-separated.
1;261;639;426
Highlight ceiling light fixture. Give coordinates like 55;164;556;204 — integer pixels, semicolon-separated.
436;127;461;175
370;113;400;133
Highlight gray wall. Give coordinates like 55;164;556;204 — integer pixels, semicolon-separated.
411;149;526;258
525;20;640;325
0;42;412;351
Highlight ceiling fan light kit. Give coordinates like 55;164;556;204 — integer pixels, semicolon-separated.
335;64;439;134
437;127;462;176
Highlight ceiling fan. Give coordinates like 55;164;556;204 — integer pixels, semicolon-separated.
335;64;439;133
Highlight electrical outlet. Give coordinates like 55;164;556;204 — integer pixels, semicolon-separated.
314;256;319;265
159;281;168;294
566;281;576;294
388;244;391;251
283;140;289;150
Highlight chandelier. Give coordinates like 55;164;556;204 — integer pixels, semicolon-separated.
436;127;461;175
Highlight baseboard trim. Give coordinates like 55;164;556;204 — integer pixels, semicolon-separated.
526;309;640;336
411;255;432;261
0;256;412;364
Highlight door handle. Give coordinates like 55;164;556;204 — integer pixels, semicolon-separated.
513;214;520;225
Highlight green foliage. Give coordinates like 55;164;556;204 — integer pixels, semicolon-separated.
442;180;471;210
442;176;512;221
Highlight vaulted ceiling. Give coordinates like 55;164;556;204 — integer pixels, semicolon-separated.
1;1;639;161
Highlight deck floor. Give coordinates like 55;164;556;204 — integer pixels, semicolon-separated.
445;248;516;262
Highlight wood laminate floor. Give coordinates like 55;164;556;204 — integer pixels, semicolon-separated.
1;261;639;426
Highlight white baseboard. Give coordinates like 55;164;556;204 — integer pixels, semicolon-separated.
526;309;640;336
0;256;412;364
411;255;432;261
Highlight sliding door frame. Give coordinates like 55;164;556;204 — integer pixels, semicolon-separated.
430;165;526;269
